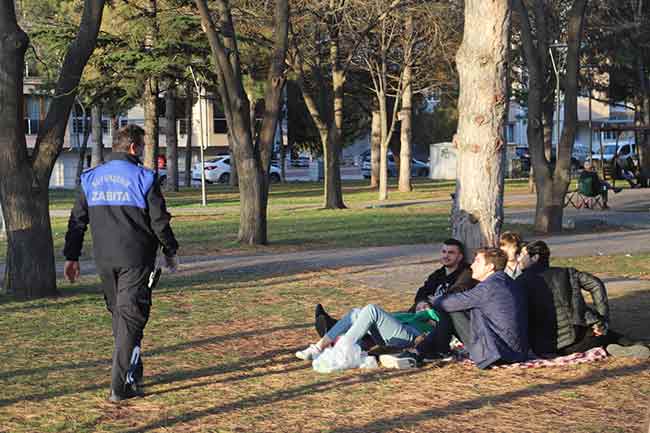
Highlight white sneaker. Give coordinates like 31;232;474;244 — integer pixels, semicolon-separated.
607;344;650;359
379;353;418;369
295;344;322;360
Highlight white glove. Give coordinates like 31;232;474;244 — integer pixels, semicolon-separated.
163;255;178;273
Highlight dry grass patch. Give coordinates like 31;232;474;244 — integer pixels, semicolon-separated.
1;267;648;433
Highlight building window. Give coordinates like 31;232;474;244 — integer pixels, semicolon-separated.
72;118;90;135
101;119;110;134
213;118;228;134
24;96;41;135
179;118;188;136
504;123;515;143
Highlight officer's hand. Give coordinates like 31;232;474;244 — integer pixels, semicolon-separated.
163;255;178;273
64;261;80;283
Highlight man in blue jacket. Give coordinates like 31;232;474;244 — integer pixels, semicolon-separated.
431;247;528;368
63;125;179;402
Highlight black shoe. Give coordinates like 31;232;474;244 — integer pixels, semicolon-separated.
314;304;338;337
108;384;145;403
315;303;327;319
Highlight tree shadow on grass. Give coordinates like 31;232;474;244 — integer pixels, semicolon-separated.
123;362;647;433
0;323;310;384
0;339;309;408
323;363;648;433
125;367;431;433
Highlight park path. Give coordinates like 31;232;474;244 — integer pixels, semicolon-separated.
6;187;650;292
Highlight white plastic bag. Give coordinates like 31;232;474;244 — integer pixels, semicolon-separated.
312;336;368;373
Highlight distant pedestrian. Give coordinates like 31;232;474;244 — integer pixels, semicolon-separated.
63;125;179;402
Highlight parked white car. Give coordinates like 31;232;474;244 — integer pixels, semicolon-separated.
192;156;282;183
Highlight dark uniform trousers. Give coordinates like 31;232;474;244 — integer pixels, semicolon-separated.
98;265;153;393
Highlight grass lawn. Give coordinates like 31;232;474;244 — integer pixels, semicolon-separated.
1;266;648;433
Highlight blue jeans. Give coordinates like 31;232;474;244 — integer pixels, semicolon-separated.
325;304;420;349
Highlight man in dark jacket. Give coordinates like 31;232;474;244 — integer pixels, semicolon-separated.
519;240;649;359
411;238;477;308
314;239;477;357
63;125;179;402
430;248;529;369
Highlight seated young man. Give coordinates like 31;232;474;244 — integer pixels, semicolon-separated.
296;302;439;361
312;239;478;355
518;240;650;359
426;248;529;369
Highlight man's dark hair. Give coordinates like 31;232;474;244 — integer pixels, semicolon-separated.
114;124;145;152
475;247;507;271
523;240;551;267
443;238;465;258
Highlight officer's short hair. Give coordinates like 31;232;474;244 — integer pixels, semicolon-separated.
114;125;145;152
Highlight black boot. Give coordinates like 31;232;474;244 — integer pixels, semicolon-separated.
314;304;337;337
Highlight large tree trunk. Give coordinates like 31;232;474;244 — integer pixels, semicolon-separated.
370;110;381;188
399;62;413;192
195;0;288;244
322;127;345;208
184;82;193;187
90;104;103;167
378;93;389;200
324;38;346;209
143;77;159;170
637;59;650;187
165;85;179;191
451;0;510;255
0;0;105;297
399;16;414;193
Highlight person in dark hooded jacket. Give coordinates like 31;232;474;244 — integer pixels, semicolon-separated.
518;240;649;359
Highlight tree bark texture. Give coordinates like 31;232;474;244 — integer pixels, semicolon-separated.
399;16;414;193
184;82;193;187
91;104;103;167
378;93;389;200
143;76;159;170
451;0;510;256
370;110;381;188
0;0;105;297
165;85;179;191
399;64;413;192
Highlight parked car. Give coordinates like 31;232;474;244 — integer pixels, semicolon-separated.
291;156;311;168
361;152;429;178
591;142;637;164
192;156;282;183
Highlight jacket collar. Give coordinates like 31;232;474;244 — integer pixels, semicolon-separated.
523;262;548;275
106;152;142;165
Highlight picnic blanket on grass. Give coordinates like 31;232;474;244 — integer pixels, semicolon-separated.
448;347;609;369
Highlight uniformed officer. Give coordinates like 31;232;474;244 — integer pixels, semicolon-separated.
63;124;178;402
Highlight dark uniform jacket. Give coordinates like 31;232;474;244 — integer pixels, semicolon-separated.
432;272;529;369
412;262;477;307
64;153;178;268
520;263;609;354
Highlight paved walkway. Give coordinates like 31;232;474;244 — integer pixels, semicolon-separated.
9;186;650;293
